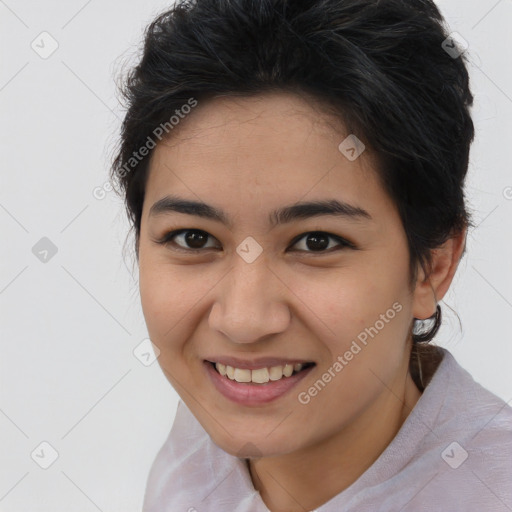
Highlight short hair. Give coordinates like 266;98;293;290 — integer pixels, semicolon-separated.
110;0;475;383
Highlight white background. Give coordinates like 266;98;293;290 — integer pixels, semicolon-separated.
1;0;511;510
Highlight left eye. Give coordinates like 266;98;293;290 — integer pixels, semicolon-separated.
156;229;353;253
290;231;352;252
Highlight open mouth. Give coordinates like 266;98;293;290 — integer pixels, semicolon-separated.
207;360;316;384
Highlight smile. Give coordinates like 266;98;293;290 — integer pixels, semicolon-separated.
204;359;316;406
211;361;315;384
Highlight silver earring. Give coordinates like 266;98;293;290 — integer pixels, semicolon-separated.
412;304;441;342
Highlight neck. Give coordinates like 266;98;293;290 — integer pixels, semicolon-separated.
248;364;422;512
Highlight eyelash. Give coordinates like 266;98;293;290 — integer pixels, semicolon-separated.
155;229;355;254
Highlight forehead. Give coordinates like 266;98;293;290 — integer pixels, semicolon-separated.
143;91;394;226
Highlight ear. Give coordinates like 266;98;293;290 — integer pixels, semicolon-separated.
411;226;467;320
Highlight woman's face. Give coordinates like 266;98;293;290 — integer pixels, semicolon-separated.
138;91;424;457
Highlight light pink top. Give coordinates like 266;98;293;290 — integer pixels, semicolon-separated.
142;348;512;511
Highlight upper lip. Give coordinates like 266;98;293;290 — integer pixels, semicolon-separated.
205;356;315;370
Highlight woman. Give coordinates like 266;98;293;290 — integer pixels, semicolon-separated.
110;0;512;510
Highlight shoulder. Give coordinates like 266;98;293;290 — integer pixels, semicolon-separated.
406;348;512;510
432;347;512;447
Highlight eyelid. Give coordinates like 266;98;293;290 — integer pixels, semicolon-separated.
155;228;221;252
288;231;355;251
155;229;356;252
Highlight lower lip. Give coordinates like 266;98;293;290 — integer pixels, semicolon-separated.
204;361;315;406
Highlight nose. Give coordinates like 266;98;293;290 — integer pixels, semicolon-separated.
208;257;291;344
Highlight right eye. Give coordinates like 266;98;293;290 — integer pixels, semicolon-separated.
156;229;221;252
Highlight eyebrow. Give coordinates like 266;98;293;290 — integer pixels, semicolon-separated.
148;194;372;228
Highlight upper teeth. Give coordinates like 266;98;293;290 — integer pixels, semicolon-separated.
215;363;305;383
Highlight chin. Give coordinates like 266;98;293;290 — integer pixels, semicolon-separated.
210;429;301;459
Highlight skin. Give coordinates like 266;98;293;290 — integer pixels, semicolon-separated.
137;91;466;512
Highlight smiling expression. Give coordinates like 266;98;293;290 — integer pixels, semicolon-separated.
138;90;422;457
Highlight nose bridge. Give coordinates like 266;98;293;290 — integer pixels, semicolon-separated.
208;254;290;344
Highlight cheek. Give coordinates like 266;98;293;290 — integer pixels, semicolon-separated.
292;268;405;341
291;274;410;435
138;265;198;385
138;257;217;345
138;253;187;341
